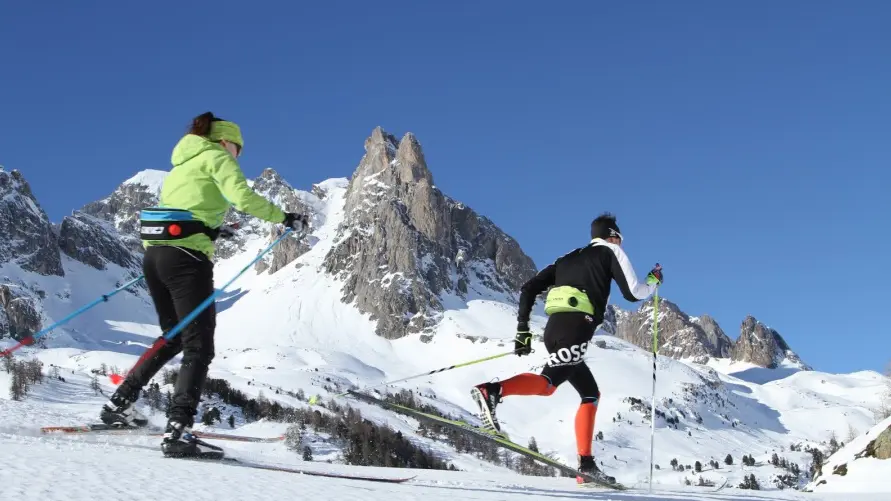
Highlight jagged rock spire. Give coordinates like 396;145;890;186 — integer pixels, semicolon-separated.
324;127;537;339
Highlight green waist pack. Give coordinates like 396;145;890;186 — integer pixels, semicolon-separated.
544;286;594;315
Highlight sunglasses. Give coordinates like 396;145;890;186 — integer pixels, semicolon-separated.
610;230;623;244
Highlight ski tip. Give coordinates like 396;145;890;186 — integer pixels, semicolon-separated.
108;373;124;385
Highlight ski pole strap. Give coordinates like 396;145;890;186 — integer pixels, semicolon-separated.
139;207;221;242
544;286;594;316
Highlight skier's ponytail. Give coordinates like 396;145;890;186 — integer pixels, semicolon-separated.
185;112;243;152
188;111;218;137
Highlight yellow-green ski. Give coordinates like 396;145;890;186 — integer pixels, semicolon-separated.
346;390;626;490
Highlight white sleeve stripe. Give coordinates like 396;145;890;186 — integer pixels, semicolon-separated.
591;239;655;300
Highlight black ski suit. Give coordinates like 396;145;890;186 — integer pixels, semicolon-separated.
517;238;657;402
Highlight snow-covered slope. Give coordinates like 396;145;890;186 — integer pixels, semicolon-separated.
122;169;168;196
0;367;885;501
805;415;891;493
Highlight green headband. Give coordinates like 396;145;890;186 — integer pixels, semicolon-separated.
208;120;244;149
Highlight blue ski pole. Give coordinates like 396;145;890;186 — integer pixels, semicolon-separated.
0;274;145;358
111;228;293;384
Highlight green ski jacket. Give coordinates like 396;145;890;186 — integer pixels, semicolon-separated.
144;134;285;259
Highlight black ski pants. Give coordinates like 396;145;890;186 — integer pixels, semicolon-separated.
119;245;216;427
540;312;601;404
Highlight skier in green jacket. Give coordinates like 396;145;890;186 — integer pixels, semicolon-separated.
100;112;307;459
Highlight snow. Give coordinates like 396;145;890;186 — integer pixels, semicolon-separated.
0;372;884;500
122;169;168;195
2;169;889;497
806;416;891;493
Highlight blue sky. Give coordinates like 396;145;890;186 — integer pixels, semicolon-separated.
2;2;888;375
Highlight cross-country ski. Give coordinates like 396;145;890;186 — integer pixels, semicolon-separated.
346;389;629;490
39;423;285;442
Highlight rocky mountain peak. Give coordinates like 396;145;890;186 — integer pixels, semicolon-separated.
692;314;732;358
233;167;317;274
607;297;807;370
80;169;166;240
612;296;732;363
1;168;32;197
57;212;142;273
364;126;400;153
0;167;63;277
254;167;287;188
395;132;432;185
730;315;808;369
58;169;170;274
324;127;537;339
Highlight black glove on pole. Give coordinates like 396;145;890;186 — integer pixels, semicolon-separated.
515;321;532;356
283;213;308;232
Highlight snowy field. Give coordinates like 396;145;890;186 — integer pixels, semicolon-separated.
0;375;885;501
0;435;861;501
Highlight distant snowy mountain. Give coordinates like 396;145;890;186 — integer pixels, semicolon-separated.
612;298;733;363
0;129;887;494
732;315;809;370
80;169;167;242
611;298;809;370
0;167;64;277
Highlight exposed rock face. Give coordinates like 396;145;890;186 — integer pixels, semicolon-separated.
864;424;891;460
323;127;537;339
730;316;809;369
599;305;620;335
212;168;316;272
0;283;42;341
57;212;141;273
694;314;733;358
613;297;734;363
254;226;312;275
0;168;63;276
80;169;166;251
604;296;809;369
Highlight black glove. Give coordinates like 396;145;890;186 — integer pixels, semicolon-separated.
515;321;532;356
646;263;663;286
283;212;308;232
218;222;239;239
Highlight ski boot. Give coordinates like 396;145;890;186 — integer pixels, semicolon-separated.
161;420;224;460
470;382;503;434
577;455;616;485
99;393;149;428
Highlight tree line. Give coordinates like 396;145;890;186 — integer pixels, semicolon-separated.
382;389;559;477
4;355;45;400
161;368;457;471
180;370;562;476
